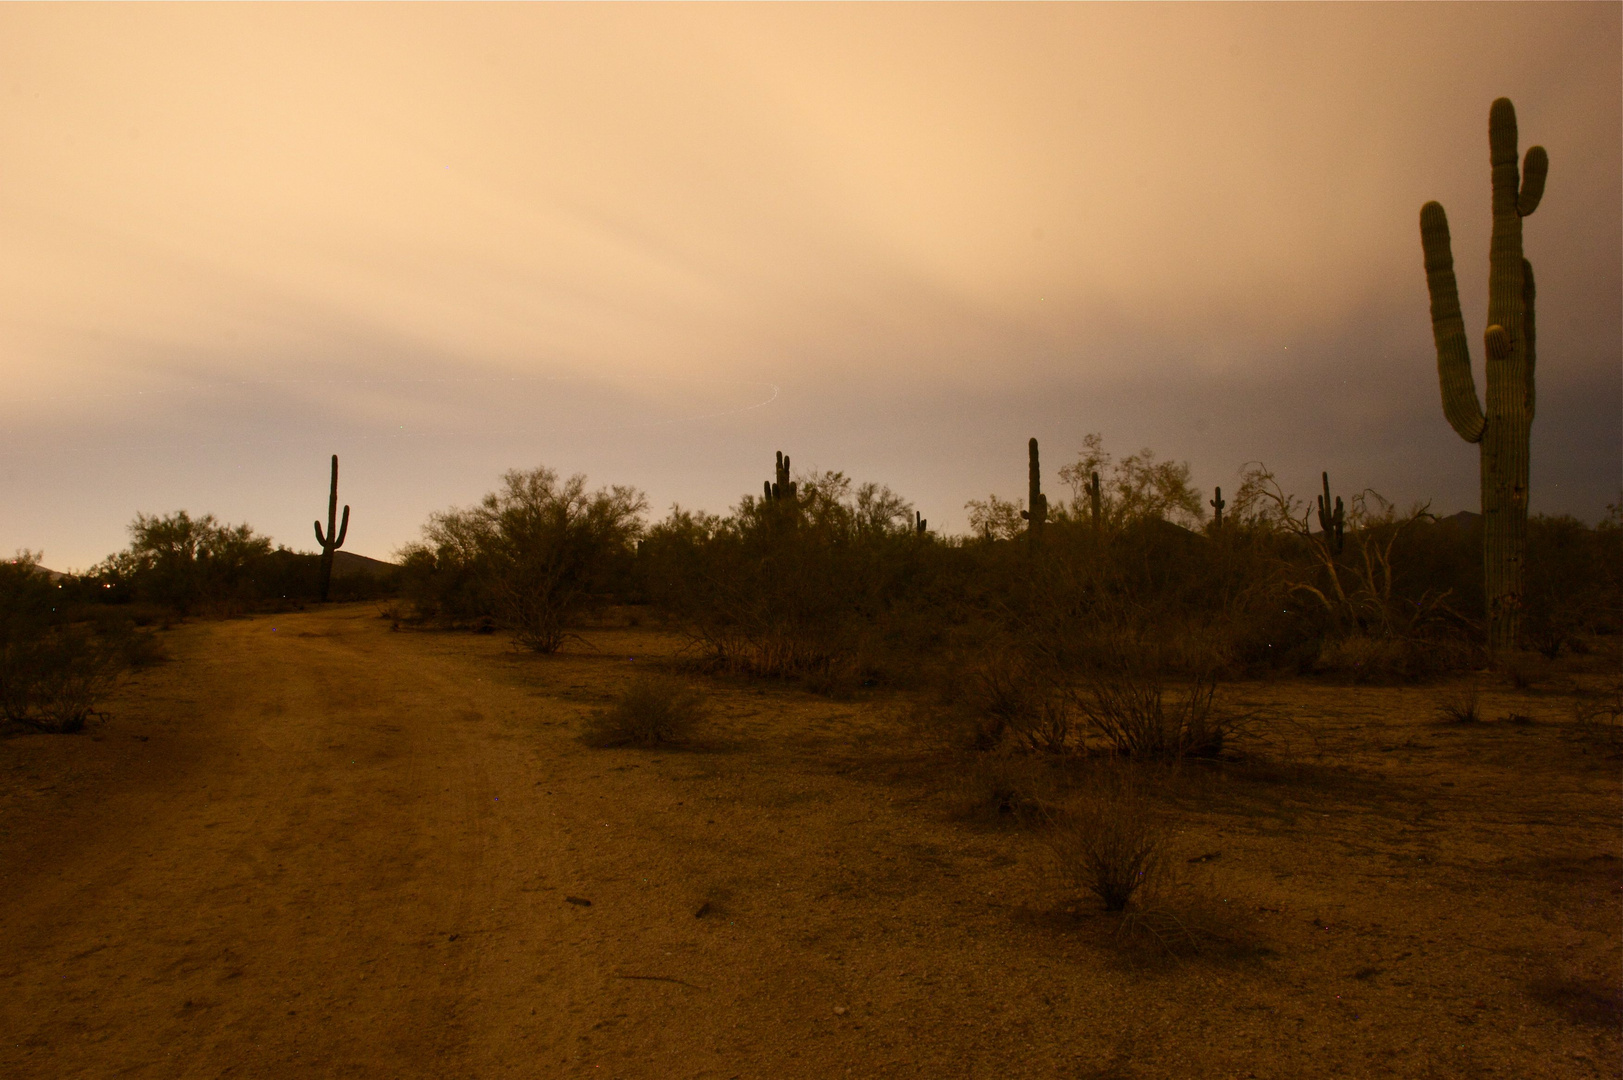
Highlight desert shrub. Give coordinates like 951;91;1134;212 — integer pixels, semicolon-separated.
1312;633;1474;684
642;471;928;679
0;625;126;733
400;467;646;650
1570;675;1622;753
93;511;274;614
1054;433;1205;530
952;753;1059;825
1074;664;1250;759
944;649;1079;754
0;554;132;733
1225;466;1480;677
963;494;1027;542
1045;764;1165;912
89;512;389;613
1435;680;1483;724
1522;514;1616;657
581;673;707;747
639;446;1505;699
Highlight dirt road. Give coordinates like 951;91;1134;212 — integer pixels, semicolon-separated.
2;606;1088;1079
1;605;1618;1078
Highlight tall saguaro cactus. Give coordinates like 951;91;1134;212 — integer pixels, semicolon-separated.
1020;438;1047;548
313;454;350;602
1420;97;1547;656
1209;486;1225;530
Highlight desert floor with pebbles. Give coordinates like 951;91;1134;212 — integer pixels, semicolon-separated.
1;604;1618;1078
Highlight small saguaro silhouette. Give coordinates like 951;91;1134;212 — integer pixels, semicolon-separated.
1019;438;1047;549
1316;472;1344;555
314;454;350;602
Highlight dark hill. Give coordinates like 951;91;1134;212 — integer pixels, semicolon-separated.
330;551;398;579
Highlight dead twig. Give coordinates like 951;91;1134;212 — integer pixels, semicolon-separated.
612;972;708;990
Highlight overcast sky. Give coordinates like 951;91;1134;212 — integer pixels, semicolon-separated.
2;3;1618;570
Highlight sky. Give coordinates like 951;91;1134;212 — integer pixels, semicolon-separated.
1;3;1618;571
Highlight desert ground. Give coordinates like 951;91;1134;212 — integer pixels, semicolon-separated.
1;604;1618;1079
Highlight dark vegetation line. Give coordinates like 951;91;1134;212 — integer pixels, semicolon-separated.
3;99;1618;750
5;434;1619;738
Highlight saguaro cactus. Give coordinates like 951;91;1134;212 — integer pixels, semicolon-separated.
313;454;349;602
1209;486;1225;530
765;451;797;502
763;451;798;525
1089;471;1103;529
1316;472;1345;555
1019;438;1047;548
915;511;928;536
1420;97;1547;656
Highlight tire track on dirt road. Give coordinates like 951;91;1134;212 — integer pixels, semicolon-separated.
0;606;602;1078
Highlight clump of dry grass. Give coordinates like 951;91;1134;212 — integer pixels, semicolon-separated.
1570;675;1622;752
951;753;1059;826
1435;680;1482;724
1073;663;1257;760
1044;763;1165;912
581;673;707;747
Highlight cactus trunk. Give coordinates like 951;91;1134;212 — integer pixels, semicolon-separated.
1023;438;1047;549
1316;472;1345;555
313;454;350;602
1420;98;1544;658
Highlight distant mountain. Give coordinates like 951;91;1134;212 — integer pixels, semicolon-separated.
329;551;399;579
1437;510;1481;528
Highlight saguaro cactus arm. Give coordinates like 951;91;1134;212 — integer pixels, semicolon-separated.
1518;145;1548;216
768;451;797;502
315;505;350;550
1421;202;1487;443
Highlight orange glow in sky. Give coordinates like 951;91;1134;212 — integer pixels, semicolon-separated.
1;4;1617;569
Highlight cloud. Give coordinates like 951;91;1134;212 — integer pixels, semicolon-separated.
0;3;1616;567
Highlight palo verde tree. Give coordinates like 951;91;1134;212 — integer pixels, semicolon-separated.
1420;97;1547;657
404;467;646;652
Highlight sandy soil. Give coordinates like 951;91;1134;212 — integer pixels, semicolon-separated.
1;604;1618;1079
